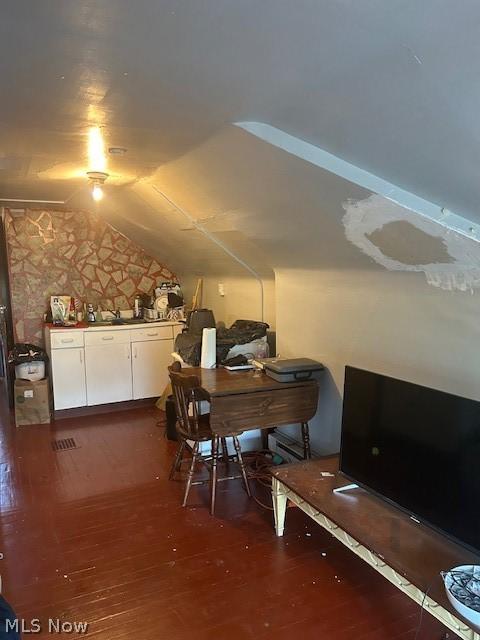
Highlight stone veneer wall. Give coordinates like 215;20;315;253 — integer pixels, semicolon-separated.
6;208;176;345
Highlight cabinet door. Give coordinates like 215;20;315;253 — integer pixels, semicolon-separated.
85;343;133;406
51;348;86;410
132;339;173;400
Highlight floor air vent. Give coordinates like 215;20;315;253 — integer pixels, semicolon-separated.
52;437;78;452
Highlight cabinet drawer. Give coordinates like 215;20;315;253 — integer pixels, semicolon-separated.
130;326;173;342
51;331;84;349
85;330;131;346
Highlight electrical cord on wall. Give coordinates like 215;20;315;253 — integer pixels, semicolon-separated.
150;185;265;322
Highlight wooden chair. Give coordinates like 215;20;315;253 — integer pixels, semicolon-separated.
168;362;251;515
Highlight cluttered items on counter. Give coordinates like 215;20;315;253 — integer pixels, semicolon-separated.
50;296;77;326
86;303;96;322
136;282;185;322
153;282;185;321
45;281;186;326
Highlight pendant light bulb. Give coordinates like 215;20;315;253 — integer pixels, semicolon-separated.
92;184;103;202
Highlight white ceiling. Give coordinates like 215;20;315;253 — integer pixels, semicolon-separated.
2;1;480;276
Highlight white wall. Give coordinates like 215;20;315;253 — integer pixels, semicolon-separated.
276;267;480;454
201;275;275;328
180;273;275;328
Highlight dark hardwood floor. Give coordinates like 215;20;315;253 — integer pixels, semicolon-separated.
0;407;449;639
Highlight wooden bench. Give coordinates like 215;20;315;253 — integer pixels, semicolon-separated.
271;457;480;640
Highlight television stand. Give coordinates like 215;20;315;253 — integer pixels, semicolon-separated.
272;457;480;640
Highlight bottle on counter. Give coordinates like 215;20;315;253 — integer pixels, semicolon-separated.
87;303;96;323
134;295;141;319
69;297;76;322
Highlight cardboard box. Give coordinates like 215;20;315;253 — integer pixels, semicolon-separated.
14;378;51;427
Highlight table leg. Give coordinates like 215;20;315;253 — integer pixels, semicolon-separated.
261;427;276;451
220;437;229;462
272;477;288;536
261;428;269;450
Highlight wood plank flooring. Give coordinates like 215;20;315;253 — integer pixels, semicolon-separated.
0;407;450;639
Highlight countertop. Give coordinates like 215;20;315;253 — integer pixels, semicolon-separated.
45;320;183;333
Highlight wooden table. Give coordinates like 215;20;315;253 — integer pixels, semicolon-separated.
183;367;319;443
272;457;480;640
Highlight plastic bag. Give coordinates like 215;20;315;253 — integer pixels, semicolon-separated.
8;343;49;366
216;319;269;345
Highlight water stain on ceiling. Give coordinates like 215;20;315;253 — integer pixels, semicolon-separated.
367;220;453;266
343;194;480;293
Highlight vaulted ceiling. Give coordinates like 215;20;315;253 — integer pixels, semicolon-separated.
2;1;480;277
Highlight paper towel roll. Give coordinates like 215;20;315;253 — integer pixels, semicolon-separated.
201;328;216;369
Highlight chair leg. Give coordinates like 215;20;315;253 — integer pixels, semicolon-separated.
169;440;185;480
210;436;219;515
220;437;229;463
301;422;312;459
182;441;199;507
233;436;251;497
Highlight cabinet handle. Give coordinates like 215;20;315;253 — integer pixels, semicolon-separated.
147;332;158;337
102;336;114;341
134;347;138;359
61;338;74;343
79;351;83;364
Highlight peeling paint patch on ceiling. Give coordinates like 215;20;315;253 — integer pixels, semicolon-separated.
367;221;453;266
343;194;480;293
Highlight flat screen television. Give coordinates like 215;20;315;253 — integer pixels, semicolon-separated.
340;366;480;554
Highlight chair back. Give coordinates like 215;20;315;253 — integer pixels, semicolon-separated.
168;362;202;437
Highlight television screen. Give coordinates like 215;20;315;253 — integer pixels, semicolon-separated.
340;366;480;554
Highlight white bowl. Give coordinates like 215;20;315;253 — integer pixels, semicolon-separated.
443;565;480;630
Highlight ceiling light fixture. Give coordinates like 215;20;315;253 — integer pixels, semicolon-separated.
87;170;108;202
86;127;111;201
92;184;104;202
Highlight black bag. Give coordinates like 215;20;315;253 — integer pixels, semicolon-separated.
8;343;49;366
216;319;269;345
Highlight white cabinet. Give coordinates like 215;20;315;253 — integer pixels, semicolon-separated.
46;322;180;410
51;347;87;410
85;342;133;406
132;339;173;399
